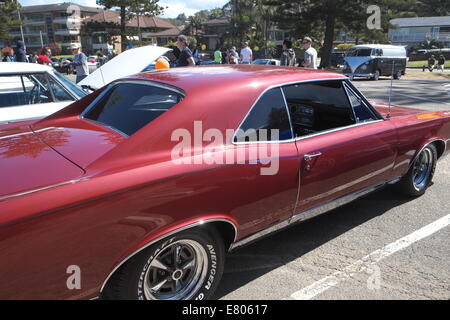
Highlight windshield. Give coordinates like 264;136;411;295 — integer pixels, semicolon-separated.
347;48;372;57
52;71;87;99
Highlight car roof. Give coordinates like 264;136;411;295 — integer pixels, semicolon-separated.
129;65;345;95
0;62;53;74
350;44;405;49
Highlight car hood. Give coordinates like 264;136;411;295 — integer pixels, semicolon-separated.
0;124;84;200
79;45;171;89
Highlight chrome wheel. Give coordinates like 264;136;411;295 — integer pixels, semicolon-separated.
412;148;433;191
143;240;208;300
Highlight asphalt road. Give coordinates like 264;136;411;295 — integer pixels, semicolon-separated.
215;78;450;300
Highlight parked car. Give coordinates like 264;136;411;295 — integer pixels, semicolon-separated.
343;44;407;80
1;65;449;300
252;58;281;66
0;46;172;124
0;62;87;124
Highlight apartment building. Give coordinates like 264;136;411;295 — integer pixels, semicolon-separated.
1;2;100;53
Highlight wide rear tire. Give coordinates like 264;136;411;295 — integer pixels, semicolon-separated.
395;144;437;197
102;228;225;300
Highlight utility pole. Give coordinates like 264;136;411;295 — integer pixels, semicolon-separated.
17;9;26;49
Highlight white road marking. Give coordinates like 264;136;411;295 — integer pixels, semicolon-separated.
290;214;450;300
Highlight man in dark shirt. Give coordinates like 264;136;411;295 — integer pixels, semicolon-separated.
176;35;195;67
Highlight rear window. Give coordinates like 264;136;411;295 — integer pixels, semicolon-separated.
83;82;183;136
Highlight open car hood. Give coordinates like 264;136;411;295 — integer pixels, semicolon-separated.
79;45;171;90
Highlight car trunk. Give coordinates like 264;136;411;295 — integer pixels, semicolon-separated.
31;116;126;170
0;124;84;200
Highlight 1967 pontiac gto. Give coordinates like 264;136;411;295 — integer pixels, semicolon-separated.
0;65;449;300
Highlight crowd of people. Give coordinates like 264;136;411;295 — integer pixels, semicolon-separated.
173;35;318;69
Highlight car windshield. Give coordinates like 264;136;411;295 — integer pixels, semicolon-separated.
52;71;87;99
347;48;372;57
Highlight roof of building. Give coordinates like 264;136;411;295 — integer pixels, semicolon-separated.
203;18;230;26
21;2;101;13
143;27;182;37
84;10;177;30
390;16;450;27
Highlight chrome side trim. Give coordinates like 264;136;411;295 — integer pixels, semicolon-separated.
99;218;237;293
229;178;398;251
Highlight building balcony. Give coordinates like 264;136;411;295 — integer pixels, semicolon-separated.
22;19;45;25
53;17;81;25
54;29;80;36
61;41;82;47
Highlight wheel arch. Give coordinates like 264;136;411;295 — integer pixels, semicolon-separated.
409;138;446;170
99;217;238;294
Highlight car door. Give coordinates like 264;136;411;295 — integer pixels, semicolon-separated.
0;73;74;124
230;87;300;237
281;79;398;215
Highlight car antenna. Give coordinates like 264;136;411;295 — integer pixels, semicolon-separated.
387;60;394;120
99;62;106;87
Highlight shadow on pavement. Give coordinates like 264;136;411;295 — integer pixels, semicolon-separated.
213;186;414;299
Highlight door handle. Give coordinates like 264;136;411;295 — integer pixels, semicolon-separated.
304;152;322;161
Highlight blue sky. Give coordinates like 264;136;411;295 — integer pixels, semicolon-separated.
18;0;229;18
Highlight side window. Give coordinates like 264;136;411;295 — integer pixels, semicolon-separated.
0;75;28;107
83;82;183;136
344;84;377;122
47;76;74;102
282;80;355;138
234;87;293;142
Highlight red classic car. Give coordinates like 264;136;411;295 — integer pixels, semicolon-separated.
1;65;449;300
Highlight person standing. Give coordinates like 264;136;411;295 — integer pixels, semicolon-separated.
192;43;201;65
428;55;436;72
214;47;222;64
2;45;14;62
301;37;317;69
437;54;446;72
280;39;296;67
229;46;239;64
175;35;195;67
240;41;253;64
14;40;27;62
64;43;89;83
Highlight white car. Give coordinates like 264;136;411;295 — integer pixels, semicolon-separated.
252;59;281;66
0;46;171;125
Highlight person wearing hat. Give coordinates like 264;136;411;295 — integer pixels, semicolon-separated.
302;37;317;69
63;43;89;83
175;35;195;67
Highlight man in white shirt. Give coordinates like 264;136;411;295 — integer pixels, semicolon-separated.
240;42;253;64
302;37;318;69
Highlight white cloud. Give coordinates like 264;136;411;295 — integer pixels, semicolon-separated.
18;0;229;19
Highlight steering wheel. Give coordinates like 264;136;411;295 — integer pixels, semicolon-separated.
28;83;42;104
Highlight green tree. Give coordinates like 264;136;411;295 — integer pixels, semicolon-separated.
96;0;164;52
0;0;22;40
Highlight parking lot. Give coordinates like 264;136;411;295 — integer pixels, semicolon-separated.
215;78;450;300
